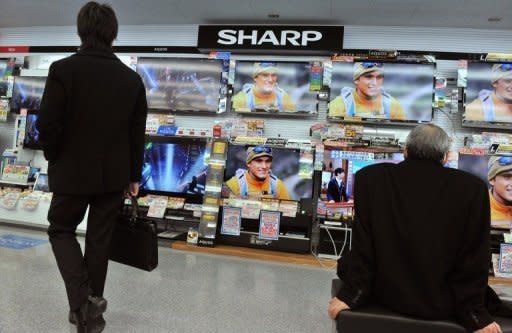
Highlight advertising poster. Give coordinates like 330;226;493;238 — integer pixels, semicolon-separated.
147;195;168;218
499;243;512;273
259;210;281;240
221;206;242;236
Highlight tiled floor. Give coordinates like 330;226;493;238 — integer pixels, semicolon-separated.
0;224;336;333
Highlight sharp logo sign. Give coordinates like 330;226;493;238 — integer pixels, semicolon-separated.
197;25;343;53
217;29;323;47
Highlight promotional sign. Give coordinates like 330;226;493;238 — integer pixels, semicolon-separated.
220;206;242;236
198;25;343;53
259;210;281;240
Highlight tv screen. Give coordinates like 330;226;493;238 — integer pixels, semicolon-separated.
327;61;434;122
320;149;404;203
10;76;46;113
232;61;318;114
0;61;8;97
140;137;208;202
33;173;49;192
458;153;512;230
23;112;42;150
463;62;512;126
0;81;6;97
137;57;223;113
222;144;314;201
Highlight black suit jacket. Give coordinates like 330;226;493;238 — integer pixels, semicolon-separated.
327;177;348;202
37;49;147;194
336;158;494;332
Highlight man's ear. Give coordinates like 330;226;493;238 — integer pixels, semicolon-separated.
442;152;449;165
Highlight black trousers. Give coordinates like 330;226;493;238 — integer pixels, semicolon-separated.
47;192;123;311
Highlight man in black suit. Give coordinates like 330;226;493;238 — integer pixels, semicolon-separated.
327;124;503;333
36;2;147;332
327;167;348;202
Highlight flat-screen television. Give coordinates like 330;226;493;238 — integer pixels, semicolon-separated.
458;152;512;230
137;57;224;113
232;61;318;114
320;149;404;203
23;111;42;150
0;60;9;97
327;61;434;123
140;136;208;203
222;144;314;201
0;81;6;97
463;62;512;127
33;172;49;192
10;76;46;113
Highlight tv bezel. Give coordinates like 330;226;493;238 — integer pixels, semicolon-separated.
462;60;512;130
326;60;436;126
10;76;46;114
139;135;209;204
222;142;315;202
23;109;43;150
230;59;320;116
136;57;226;114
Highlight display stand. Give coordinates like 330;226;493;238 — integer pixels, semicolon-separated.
197;138;228;247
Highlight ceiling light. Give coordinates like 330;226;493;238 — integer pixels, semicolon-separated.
488;17;502;22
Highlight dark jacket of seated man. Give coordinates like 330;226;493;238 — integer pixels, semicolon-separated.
331;124;505;332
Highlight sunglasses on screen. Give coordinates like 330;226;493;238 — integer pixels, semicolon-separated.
497;64;512;72
361;62;384;69
497;156;512;166
252;146;272;154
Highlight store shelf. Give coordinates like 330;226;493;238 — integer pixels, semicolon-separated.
0;180;34;186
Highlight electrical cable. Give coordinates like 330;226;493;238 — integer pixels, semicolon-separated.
311;223;351;270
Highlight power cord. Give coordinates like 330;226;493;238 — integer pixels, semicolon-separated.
311;224;350;270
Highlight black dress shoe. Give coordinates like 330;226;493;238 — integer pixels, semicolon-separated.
69;302;88;333
69;295;107;324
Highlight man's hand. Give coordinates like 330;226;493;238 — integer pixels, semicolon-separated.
475;322;502;333
126;182;139;197
328;297;350;320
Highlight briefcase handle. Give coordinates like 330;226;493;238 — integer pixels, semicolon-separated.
129;194;140;222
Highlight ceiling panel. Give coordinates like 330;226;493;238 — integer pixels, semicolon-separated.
0;0;511;30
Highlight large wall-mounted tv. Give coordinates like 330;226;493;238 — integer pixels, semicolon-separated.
140;136;208;203
137;57;224;113
320;149;404;203
463;62;512;127
10;76;46;113
458;152;512;230
232;61;318;115
327;61;434;123
222;144;313;201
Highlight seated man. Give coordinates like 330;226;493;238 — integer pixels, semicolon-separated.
328;124;505;333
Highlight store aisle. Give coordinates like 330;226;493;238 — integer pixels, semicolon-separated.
0;224;335;333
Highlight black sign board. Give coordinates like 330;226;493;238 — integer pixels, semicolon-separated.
197;25;343;54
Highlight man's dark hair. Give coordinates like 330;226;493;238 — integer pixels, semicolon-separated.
334;168;345;176
405;124;450;162
77;1;118;51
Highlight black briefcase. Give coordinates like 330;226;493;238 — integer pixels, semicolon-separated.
109;195;158;271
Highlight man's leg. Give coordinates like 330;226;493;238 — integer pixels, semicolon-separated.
84;192;124;297
47;193;90;311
